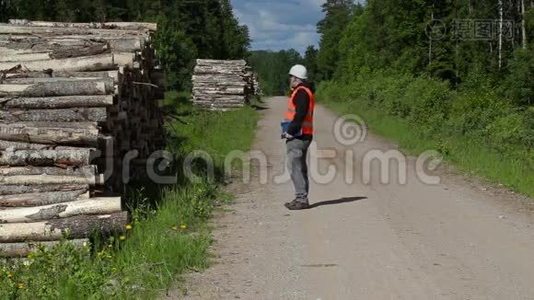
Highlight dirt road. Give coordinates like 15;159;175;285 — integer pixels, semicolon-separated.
176;97;534;299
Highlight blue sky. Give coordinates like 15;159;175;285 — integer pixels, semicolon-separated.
231;0;325;53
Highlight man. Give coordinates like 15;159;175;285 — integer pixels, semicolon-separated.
282;64;315;210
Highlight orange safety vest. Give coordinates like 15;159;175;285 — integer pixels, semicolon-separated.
284;85;315;135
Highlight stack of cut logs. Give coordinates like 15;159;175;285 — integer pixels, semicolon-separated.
192;59;257;111
0;20;165;257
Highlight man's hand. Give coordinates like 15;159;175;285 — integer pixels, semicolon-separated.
282;132;294;139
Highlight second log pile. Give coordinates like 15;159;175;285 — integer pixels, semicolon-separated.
192;59;257;111
0;20;165;257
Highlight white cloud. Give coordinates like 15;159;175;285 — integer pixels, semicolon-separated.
231;0;323;53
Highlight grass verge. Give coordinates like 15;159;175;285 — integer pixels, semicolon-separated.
318;84;534;198
0;92;259;299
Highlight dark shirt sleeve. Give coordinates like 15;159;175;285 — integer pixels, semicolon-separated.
287;89;310;136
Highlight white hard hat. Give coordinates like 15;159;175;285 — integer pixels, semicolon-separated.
289;64;308;80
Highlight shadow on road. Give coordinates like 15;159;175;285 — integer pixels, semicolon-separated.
308;197;367;209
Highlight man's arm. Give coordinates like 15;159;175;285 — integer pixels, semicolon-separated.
287;90;309;136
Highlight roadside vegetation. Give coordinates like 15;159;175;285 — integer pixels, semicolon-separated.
318;73;534;197
252;0;534;197
314;0;534;197
0;94;259;299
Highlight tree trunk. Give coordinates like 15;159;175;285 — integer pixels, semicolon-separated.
0;211;128;242
0;40;109;58
0;148;93;166
0;25;146;37
499;0;504;69
0;239;88;258
3;70;119;83
192;87;245;95
0;190;89;207
0;52;51;62
0;95;114;109
522;0;528;49
8;19;157;31
429;10;433;66
0;80;114;97
0;140;93;151
0;122;100;146
0;165;99;186
50;43;110;59
0;107;107;122
0;184;89;196
0;197;121;223
196;59;246;66
0;54;124;72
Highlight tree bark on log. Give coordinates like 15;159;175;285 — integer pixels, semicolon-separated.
0;107;107;122
9;19;157;31
0;197;121;223
4;37;146;53
0;148;93;166
0;95;114;109
0;122;100;146
196;59;246;65
193;96;245;102
192;89;245;95
0;211;128;242
0;41;109;59
0;25;147;37
0;190;89;207
0;184;89;196
0;54;120;72
192;74;246;81
0;165;93;176
112;52;135;67
3;71;119;83
0;165;99;186
49;44;110;59
0;239;88;258
0;52;52;62
0;140;93;151
0;80;114;97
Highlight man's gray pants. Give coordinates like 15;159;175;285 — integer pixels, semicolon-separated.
286;139;311;203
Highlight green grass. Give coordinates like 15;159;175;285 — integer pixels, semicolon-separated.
321;95;534;197
0;92;260;299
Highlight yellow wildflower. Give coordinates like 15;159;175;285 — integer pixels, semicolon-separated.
125;224;133;230
17;283;25;289
180;224;187;230
119;235;126;241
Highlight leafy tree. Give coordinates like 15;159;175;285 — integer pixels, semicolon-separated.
316;0;355;80
220;0;250;59
155;17;197;90
502;48;534;106
303;45;319;82
248;49;303;95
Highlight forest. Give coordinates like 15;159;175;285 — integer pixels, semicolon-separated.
0;0;250;90
250;0;534;194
